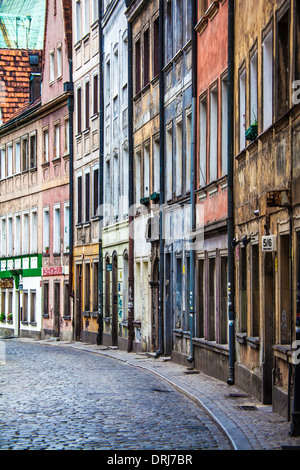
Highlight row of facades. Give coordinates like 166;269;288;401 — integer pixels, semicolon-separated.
0;0;300;424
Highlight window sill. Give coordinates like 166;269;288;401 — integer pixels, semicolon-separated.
63;315;71;320
53;252;61;257
82;311;91;317
192;337;229;355
41;161;50;168
52;157;61;163
42;314;49;318
103;316;111;323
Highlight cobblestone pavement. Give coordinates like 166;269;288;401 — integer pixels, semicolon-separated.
3;338;300;452
0;339;232;451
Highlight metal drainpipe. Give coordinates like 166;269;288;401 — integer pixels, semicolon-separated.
156;0;165;357
66;60;74;337
187;0;197;364
127;15;134;353
97;0;104;345
227;0;235;386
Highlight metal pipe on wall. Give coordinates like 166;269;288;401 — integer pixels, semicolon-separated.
97;0;104;345
227;0;235;386
188;0;197;364
156;0;165;357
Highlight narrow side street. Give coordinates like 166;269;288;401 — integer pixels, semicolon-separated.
0;340;232;451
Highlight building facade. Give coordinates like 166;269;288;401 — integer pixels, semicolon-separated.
192;0;229;381
233;0;300;420
72;0;100;342
126;0;160;353
162;0;193;359
40;0;73;341
101;0;130;349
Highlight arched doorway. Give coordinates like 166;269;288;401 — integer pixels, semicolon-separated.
111;252;118;346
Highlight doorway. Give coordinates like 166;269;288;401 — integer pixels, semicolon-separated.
54;281;60;338
150;257;159;352
112;252;118;346
165;252;172;356
75;263;83;341
263;251;274;404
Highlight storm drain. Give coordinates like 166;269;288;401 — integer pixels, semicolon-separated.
152;388;174;393
238;405;257;411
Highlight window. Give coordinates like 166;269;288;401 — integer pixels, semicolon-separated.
105;256;111;317
92;261;99;312
143;29;150;87
221;76;228;176
220;256;228;344
143;142;150;199
53;205;61;253
135;149;141;205
251;244;259;337
263;30;273;130
208;256;216;341
166;0;173;62
54;124;60;159
77;86;82;134
199;0;209;17
30;132;37;168
0;146;5;179
22;212;29;254
135;38;141;94
30;290;36;323
7;143;12;177
153;17;159;78
239;69;246;152
122;253;128;320
280;235;291;344
22;291;28;322
122;148;129;216
64;281;70;317
43;129;49;162
153;136;160;195
93;74;98;115
84;262;90;311
30;209;38;253
113;153;119;217
175;257;182;329
105;160;110;218
199;95;207;187
57;45;62;78
0;217;6;257
175;119;182;196
43;207;50;252
43;282;49;316
92;0;98;23
84;0;89;36
250;51;258;126
64;203;70;252
276;7;290;119
85;170;90;222
175;0;182;52
113;46;119;97
14;214;21;255
15;140;21;174
64;119;69;154
22;136;28;171
7;216;12;256
106;60;111;97
166;124;173;201
77;173;83;223
50;50;55;82
239;246;247;333
93;166;99;217
76;0;81;43
185;111;191;194
85;80;90;130
209;85;218;183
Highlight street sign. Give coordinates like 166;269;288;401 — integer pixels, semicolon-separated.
262;235;277;252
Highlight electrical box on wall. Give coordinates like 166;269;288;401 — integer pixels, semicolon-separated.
262;235;277;252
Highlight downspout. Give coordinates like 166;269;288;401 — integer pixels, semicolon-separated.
156;0;165;357
188;0;197;364
127;10;134;353
66;60;74;332
97;0;104;345
227;0;235;386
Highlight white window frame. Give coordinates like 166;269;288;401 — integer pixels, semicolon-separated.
7;214;13;257
43;206;50;253
30;207;38;254
53;203;61;254
7;142;13;177
14;212;21;255
64;201;70;252
15;139;21;174
22;211;29;255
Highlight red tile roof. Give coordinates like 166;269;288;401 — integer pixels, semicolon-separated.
0;49;43;124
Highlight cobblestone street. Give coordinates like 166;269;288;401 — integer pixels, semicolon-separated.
0;340;232;451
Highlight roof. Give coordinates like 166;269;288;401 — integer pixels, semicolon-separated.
0;48;43;125
0;0;46;49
